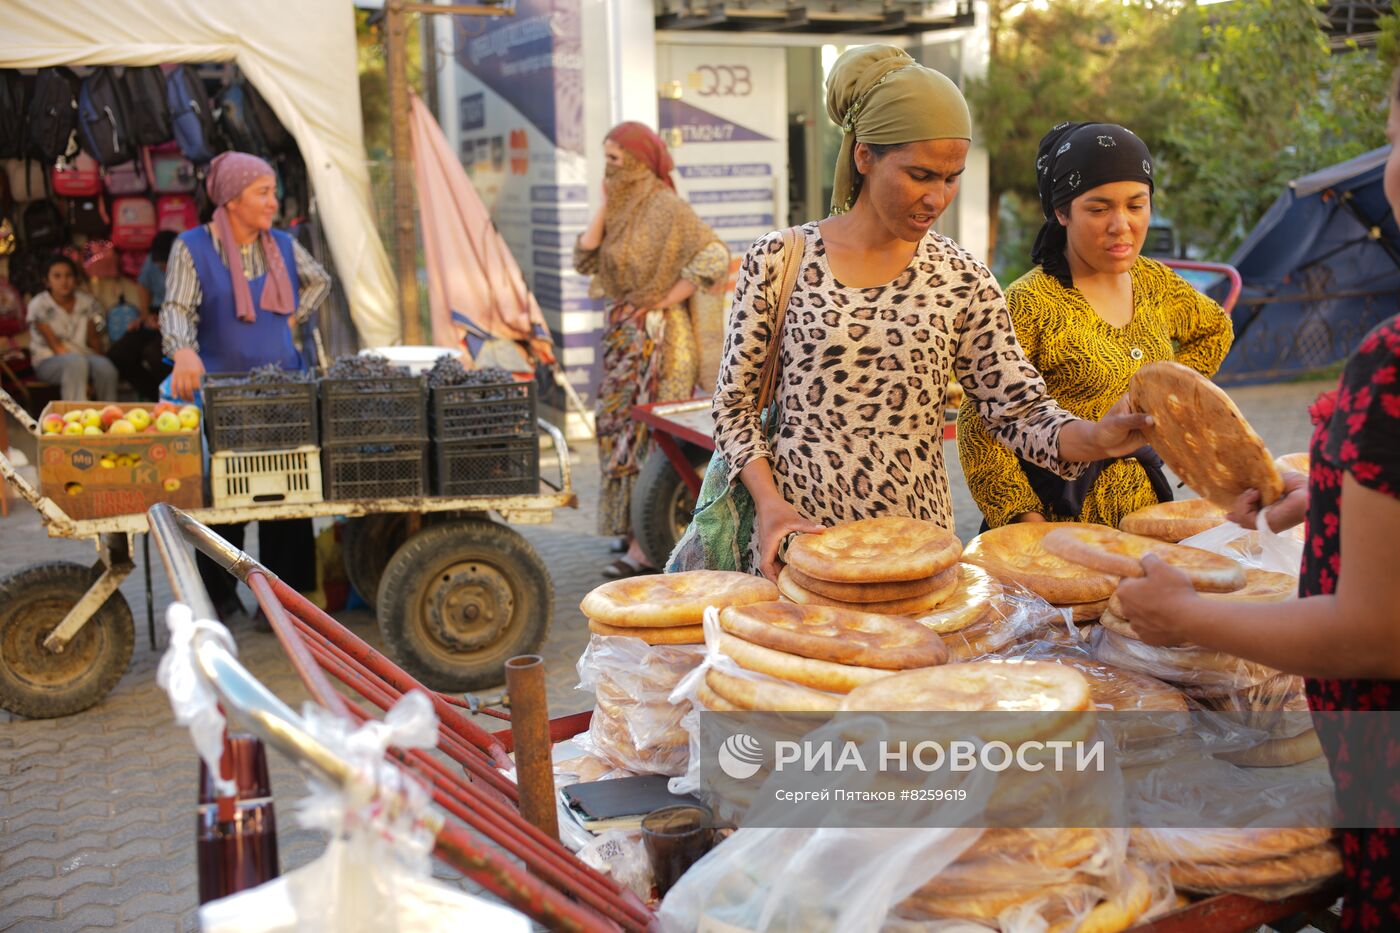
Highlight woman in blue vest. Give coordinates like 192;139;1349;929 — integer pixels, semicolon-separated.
161;151;330;622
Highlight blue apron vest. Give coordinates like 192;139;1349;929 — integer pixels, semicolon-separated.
182;225;303;373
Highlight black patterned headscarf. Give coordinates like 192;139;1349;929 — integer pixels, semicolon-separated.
1030;122;1155;288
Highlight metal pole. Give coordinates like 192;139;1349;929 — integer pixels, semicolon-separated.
385;0;422;345
504;655;559;840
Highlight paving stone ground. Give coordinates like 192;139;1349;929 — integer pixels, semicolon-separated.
0;381;1328;931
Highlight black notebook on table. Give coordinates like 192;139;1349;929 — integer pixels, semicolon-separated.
560;775;701;832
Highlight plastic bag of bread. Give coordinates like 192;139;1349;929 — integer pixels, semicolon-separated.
656;827;983;933
1176;510;1303;576
574;634;706;776
1086;623;1280;693
1128;825;1341;900
934;576;1067;662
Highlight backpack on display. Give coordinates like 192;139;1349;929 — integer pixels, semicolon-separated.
83;239;119;280
68;195;110;238
165;65;218;165
117;66;171;146
28;68;80;165
51;151;101;197
118;248;147;279
143;143;195;194
102;159;147;196
3;158;48;202
156;194;197;233
243;79;295;156
215;80;267;156
110;196;156;250
18;200;64;250
0;72;26;160
78;69;136;166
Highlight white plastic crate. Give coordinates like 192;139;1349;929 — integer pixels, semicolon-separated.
210;446;323;508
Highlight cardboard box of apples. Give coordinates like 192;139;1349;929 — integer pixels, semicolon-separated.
37;401;205;520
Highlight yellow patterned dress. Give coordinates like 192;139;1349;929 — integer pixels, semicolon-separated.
957;258;1233;529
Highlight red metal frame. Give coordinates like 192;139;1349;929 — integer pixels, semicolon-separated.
1161;258;1245;317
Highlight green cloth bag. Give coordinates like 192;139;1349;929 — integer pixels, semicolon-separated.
666;227;803;573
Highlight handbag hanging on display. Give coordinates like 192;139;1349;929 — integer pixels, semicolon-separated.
666;226;804;573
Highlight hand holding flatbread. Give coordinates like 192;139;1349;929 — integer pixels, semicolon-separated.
1128;360;1283;508
1042;525;1245;593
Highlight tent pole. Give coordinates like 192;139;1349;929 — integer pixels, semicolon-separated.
386;0;422;345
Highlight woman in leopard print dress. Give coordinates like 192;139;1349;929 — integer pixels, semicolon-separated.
714;46;1154;579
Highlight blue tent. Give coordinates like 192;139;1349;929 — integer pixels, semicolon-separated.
1215;146;1400;384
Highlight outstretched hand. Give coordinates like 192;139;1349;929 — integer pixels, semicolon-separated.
1091;396;1155;458
1227;471;1308;533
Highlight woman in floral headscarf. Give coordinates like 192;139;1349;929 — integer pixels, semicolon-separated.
575;122;728;577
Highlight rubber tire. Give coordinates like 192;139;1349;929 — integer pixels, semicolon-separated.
631;444;710;568
0;561;135;719
342;512;472;610
376;520;552;691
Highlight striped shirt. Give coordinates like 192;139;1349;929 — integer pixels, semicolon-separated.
159;226;331;356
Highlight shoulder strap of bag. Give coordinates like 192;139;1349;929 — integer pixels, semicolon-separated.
756;225;804;410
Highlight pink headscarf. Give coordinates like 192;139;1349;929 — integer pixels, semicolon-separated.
205;152;295;322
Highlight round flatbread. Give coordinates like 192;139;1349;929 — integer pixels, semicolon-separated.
1062;598;1110;623
1042;525;1245;593
899;877;1102;924
1094;617;1279;686
580;571;778;628
1131;827;1333;866
1046;656;1188;715
786;564;957;604
840;659;1092;714
942;606;1030;662
587;619;705;644
910;564;1000;634
1119;498;1228;543
704;668;840;712
776;566;959;616
1275;452;1309;475
719;600;947;670
1047;864;1155;933
963;523;1118;604
1216;728;1323;768
716;632;898;693
786;517;962;584
1129;360;1284;509
697;680;741;712
1167;843;1341;892
962;828;1109;866
1108;568;1296;620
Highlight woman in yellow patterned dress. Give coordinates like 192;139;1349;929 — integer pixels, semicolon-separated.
958;122;1233;529
574;122;729;577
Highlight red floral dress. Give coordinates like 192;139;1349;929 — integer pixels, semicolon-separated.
1301;314;1400;931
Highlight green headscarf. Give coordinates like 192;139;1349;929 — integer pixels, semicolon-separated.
825;45;973;215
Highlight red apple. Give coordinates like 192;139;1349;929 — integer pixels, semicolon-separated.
99;405;125;429
41;414;64;434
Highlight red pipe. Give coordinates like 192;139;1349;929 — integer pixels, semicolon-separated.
1161;258;1244;316
268;577;515;769
493;709;594;755
246;572;348;717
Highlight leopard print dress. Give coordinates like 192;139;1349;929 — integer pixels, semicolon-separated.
712;223;1083;571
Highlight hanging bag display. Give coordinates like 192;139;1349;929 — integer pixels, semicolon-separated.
156;193;198;233
117;66;172;147
52;151;102;197
165;64;219;165
27;67;80;166
667;227;804;573
110;196;157;251
143;143;196;194
102;159;148;196
77;68;135;166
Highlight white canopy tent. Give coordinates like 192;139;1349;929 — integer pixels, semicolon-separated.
1;0;401;347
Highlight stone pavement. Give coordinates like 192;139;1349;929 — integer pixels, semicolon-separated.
0;380;1328;931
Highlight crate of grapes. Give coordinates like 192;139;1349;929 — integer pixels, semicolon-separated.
433;438;539;497
322;441;429;500
203;366;318;453
320;355;428;445
427;359;537;443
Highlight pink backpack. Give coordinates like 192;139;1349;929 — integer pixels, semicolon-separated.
156;194;198;233
52;152;101;197
143;143;196;194
103;160;147;196
111;197;157;251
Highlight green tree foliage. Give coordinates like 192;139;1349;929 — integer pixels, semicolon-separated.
357;9;426;160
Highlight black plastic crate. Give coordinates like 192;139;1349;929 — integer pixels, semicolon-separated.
319;375;427;444
323;442;428;500
203;373;318;452
433;438;539;497
430;378;537;442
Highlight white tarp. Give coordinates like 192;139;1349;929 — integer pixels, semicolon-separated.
0;0;401;346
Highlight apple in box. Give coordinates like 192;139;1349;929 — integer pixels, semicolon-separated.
99;405;124;429
41;414;64;434
155;411;181;433
126;408;151;431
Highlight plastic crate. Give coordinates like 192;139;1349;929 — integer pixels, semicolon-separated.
210;446;323;508
323;442;428;501
433;438;539;497
430;378;537;442
319;375;427;444
203;373;318;452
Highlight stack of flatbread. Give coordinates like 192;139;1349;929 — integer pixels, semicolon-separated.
1047;655;1189;753
581;570;777;645
1131;828;1340;898
579;571;777;772
1041;525;1247;594
777;517;964;617
1119;498;1228;543
1275;452;1309;475
699;601;949;712
962;522;1119;624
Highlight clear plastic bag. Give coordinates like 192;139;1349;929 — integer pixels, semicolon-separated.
575;634;706;776
199;691;530;932
578;829;654;904
157;602;240;796
1177;509;1303;575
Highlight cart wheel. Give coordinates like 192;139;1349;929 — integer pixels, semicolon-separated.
376;520;552;691
342;512;470;608
0;562;135;719
631;445;710;568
